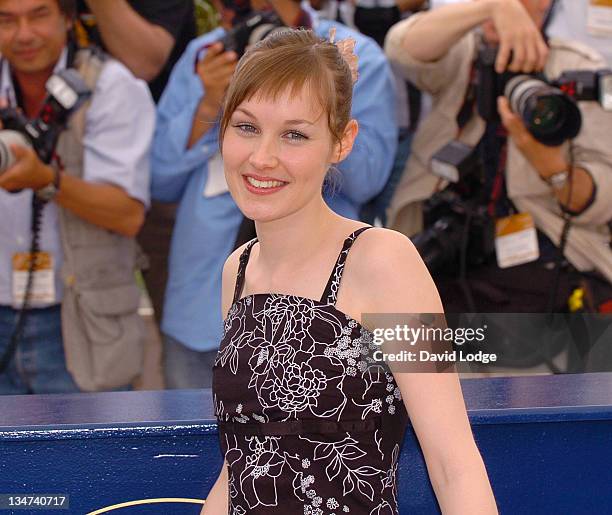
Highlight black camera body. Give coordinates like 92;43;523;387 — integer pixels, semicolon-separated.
0;68;91;173
412;167;496;274
476;45;612;146
220;11;285;59
413;48;612;273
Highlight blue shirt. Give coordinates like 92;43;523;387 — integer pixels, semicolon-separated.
152;20;398;351
0;49;154;307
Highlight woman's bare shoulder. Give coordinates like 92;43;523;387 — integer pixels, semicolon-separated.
350;226;421;267
347;227;443;314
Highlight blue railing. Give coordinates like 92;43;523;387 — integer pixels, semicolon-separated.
1;373;611;514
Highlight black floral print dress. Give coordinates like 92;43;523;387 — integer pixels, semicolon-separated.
213;227;409;514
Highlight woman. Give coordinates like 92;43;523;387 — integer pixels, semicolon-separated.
203;28;497;514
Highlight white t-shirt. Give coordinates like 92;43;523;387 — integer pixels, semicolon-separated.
0;48;155;306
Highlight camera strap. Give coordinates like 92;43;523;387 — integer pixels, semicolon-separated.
456;64;479;130
0;51;74;375
0;152;66;373
485;124;511;218
0;195;48;374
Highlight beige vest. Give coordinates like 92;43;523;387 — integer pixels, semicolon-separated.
385;15;612;283
56;48;144;392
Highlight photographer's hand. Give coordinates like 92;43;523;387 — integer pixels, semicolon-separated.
188;42;237;148
489;0;548;73
394;0;547;71
0;145;53;192
498;97;595;214
0;142;144;236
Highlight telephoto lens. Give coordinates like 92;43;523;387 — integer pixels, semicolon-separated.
505;75;582;146
0;130;32;174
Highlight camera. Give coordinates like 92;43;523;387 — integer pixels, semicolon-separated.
194;10;285;67
220;11;285;58
0;68;91;174
411;161;495;273
477;45;612;146
413;49;612;273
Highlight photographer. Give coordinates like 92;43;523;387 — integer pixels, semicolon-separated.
75;2;197;328
152;0;398;389
354;0;426;47
384;0;612;315
0;0;155;394
75;0;196;101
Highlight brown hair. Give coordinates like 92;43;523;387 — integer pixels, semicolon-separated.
219;28;354;151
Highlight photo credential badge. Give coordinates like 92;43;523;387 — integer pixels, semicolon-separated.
12;251;55;306
203;151;229;197
494;213;539;268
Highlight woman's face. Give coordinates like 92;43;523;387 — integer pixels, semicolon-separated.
223;86;355;223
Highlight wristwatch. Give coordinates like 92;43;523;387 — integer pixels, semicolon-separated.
543;170;569;191
36;166;61;201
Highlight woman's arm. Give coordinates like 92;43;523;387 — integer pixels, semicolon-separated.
202;246;253;514
205;245;256;513
395;373;496;514
353;229;498;514
201;459;229;514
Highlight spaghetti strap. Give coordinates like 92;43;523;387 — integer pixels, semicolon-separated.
215;220;408;514
320;226;372;305
232;238;258;305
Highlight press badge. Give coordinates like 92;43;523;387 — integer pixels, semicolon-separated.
588;0;612;37
12;251;55;306
494;213;539;269
203;151;229;197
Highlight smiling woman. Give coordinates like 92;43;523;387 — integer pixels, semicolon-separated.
221;85;357;222
204;28;498;515
219;28;357;223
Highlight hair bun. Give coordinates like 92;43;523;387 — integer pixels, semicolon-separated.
328;28;359;85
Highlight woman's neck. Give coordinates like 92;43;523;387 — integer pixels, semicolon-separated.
254;197;339;274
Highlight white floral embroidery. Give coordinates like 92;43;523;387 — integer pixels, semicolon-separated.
214;229;406;513
327;498;339;509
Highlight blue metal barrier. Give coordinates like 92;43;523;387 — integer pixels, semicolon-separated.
1;373;611;514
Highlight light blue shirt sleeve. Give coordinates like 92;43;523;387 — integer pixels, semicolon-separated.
83;59;155;207
158;23;399;351
320;21;399;209
151;29;226;203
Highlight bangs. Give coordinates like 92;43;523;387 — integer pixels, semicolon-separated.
219;28;353;150
220;35;337;144
241;46;333;111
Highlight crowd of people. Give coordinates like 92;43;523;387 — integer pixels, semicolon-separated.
0;0;611;395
